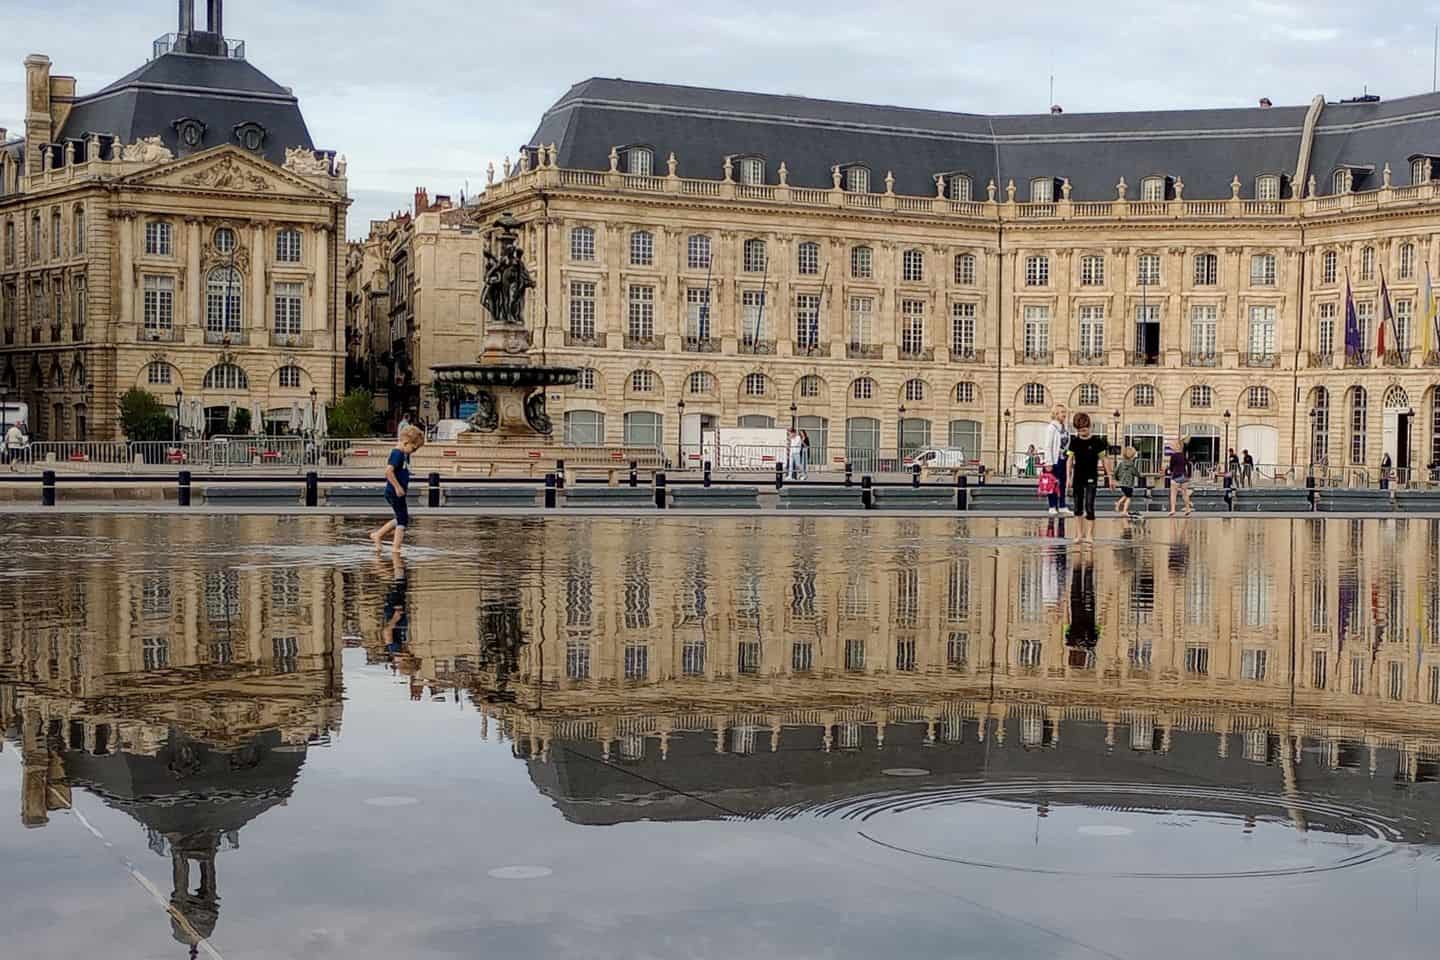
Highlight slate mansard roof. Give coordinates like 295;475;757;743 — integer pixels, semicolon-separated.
56;50;313;166
530;77;1440;200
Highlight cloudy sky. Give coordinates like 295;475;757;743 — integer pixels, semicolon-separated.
3;0;1440;236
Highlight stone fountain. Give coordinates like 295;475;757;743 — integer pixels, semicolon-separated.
430;212;577;441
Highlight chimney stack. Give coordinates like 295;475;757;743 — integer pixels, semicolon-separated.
178;0;195;35
1258;97;1273;109
414;187;430;213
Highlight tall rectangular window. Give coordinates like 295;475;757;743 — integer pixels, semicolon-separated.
1394;299;1413;350
1078;305;1104;357
1247;304;1276;357
1355;301;1374;349
1190;304;1217;357
627;285;655;340
1079;255;1105;286
568;281;595;339
1137;254;1161;286
144;221;172;256
849;296;873;347
1135;303;1161;359
1023;305;1050;358
686;234;711;270
273;281;303;336
795;293;821;349
1194;253;1218;285
1025;255;1050;286
685;287;710;340
951;302;976;357
142;275;174;333
569;226;595;261
1250;254;1276;286
742;290;766;343
1317;302;1336;355
901;299;925;355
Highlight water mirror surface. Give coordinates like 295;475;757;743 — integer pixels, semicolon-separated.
1;515;1438;959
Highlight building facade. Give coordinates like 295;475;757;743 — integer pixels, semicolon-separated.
455;79;1440;476
0;1;348;440
345;190;482;423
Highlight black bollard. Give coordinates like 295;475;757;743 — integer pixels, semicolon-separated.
774;461;784;490
844;462;853;487
629;461;638;488
555;459;566;490
305;471;318;507
178;470;192;507
977;463;987;487
861;474;874;509
955;473;968;511
544;472;557;509
427;471;441;509
911;463;921;488
654;471;667;509
41;469;56;507
703;461;712;488
1306;474;1317;512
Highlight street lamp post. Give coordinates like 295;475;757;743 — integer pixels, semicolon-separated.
676;397;686;469
1112;409;1122;453
1002;408;1011;476
1307;408;1317;477
174;387;183;444
1223;409;1232;471
789;401;797;430
897;404;906;468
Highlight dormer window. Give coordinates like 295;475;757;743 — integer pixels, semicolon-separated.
1331;165;1372;195
1256;174;1281;201
842;165;870;193
1139;176;1166;202
1029;177;1055;203
623;146;653;176
1332;169;1349;195
1409;155;1438;184
943;173;972;201
737;156;765;185
173;117;206;152
234;122;266;153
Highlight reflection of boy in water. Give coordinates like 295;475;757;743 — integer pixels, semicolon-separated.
1064;555;1098;662
381;556;409;657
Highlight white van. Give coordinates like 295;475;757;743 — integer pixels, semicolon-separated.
911;448;974;471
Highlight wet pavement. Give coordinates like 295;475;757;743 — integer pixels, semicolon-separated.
1;514;1438;959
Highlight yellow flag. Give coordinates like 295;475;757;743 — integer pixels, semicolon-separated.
1424;264;1437;358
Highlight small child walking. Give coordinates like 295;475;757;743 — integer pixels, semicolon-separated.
1113;446;1141;518
370;425;425;554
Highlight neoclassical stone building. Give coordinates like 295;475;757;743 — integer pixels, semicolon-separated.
457;79;1440;476
0;1;348;440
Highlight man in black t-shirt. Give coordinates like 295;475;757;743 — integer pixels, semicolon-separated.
1066;412;1110;542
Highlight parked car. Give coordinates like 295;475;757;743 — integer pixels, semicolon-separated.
911;448;976;471
432;419;472;442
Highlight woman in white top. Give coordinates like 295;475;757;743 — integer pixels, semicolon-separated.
1043;404;1071;515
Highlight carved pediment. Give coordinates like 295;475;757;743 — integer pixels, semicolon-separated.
119;145;341;200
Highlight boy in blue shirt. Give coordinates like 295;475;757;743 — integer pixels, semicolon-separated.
370;425;425;554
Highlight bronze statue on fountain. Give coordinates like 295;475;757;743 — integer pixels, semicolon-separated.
431;212;577;438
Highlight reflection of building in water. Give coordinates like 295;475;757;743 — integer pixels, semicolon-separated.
0;517;343;953
381;517;1440;830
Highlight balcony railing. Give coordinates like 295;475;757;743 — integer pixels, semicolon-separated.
1307;351;1334;368
271;331;314;349
140;326;178;343
624;334;661;351
48;324;62;343
795;341;832;358
848;342;883;360
71;325;85;342
1426;350;1440;367
564;332;599;347
738;339;776;356
1074;350;1107;366
1019;350;1053;365
1382;349;1411;367
28;326;40;344
899;346;935;362
1182;351;1218;367
204;328;248;346
682;336;718;353
1125;351;1162;367
950;347;984;364
1240;352;1278;368
3;328;13;346
1344;352;1373;369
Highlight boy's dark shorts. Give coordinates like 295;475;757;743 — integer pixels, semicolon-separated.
1119;486;1134;498
385;489;410;528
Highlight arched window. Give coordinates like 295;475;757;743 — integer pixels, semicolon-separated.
743;239;767;273
214;226;236;254
575;368;598;391
71;361;86;387
624;146;653;176
278;365;303;389
844;166;870;193
1190;385;1213;408
1412;158;1430;185
850;245;873;279
902;249;925;283
1332;169;1349;195
276;228;302;264
1134;384;1156;407
1321;250;1338;284
1247;386;1271;409
629;369;656;393
954;252;976;285
797;241;819;276
1140;176;1166;201
50;209;61;259
569;226;595;261
1255;174;1281;201
1023;383;1046;406
954;382;976;404
1383;385;1410;410
737;157;765;185
852;377;875;401
686;234;711;270
1312;386;1330;464
205;267;243;335
1348;386;1368;464
744;373;767;397
1029;178;1055;203
629;230;654;266
903;378;926;402
146;361;172;385
73;204;86;254
798;374;822;399
687;371;713;394
203;363;249;391
48;361;63;388
1077;383;1100;407
946;174;972;202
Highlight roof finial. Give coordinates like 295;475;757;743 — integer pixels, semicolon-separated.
607;146;619;173
1005;179;1016;203
1060;177;1072;201
1173;177;1184;200
1230;175;1242;199
831;165;842;190
777;161;788;185
666;152;677;178
884;170;894;195
1115;177;1127;201
934;173;945;198
1382;162;1392;187
722;155;733;181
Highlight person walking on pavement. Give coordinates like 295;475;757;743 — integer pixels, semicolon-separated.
1241;449;1254;487
4;421;26;469
1066;412;1109;543
1168;437;1194;516
1044;403;1071;516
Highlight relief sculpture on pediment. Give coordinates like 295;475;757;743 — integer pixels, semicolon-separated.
182;156;270;192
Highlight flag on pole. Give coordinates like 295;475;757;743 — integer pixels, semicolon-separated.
1344;277;1361;358
1377;272;1393;358
1424;264;1438;359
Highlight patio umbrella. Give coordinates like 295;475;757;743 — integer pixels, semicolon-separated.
251;401;265;435
291;400;306;435
314;401;328;439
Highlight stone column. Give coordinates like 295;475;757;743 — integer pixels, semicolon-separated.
186;217;202;329
117;211;135;325
315;225;331;354
250;222;266;340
